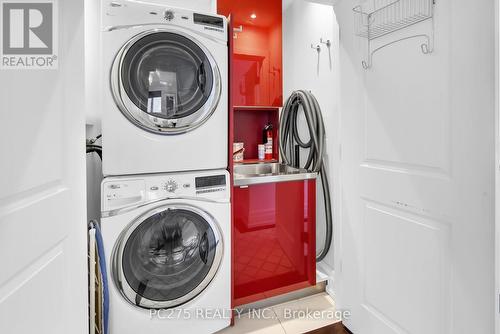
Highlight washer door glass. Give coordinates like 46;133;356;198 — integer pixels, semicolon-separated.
114;31;220;134
118;207;221;308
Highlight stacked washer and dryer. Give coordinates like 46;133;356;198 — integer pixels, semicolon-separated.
100;1;230;333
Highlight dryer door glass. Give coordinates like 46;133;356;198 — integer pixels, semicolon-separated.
114;31;221;134
119;207;222;308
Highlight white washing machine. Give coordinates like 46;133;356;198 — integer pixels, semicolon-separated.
101;0;228;176
101;170;231;334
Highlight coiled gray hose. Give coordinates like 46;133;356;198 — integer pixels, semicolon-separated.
280;90;333;262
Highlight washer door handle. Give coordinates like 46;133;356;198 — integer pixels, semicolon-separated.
199;232;209;264
197;63;207;91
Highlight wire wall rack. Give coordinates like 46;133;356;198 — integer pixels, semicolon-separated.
353;0;435;69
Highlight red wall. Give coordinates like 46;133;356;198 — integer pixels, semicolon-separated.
218;0;282;107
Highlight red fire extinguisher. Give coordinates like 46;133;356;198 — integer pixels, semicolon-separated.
263;123;273;160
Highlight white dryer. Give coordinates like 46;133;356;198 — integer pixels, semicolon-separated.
101;170;231;334
101;0;228;176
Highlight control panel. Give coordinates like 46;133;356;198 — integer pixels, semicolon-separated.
103;0;227;38
102;170;230;212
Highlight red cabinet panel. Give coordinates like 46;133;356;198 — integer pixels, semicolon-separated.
218;0;282;107
233;180;316;306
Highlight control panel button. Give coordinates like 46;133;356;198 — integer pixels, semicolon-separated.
164;10;175;21
165;180;178;193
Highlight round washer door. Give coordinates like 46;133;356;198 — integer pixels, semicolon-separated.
113;205;223;309
111;30;221;134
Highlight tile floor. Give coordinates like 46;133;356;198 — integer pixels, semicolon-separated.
218;293;341;334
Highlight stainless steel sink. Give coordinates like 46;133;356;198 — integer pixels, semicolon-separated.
234;163;317;186
234;163;301;176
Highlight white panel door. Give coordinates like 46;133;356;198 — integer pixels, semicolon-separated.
0;1;87;333
334;0;495;333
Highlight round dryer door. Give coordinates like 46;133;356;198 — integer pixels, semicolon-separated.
111;30;221;134
113;205;223;309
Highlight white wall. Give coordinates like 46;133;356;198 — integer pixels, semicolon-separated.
282;0;340;279
85;0;103;222
85;0;102;127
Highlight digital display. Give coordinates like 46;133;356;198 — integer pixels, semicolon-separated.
193;13;224;28
195;175;226;189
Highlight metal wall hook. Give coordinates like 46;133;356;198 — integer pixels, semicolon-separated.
421;42;432;54
311;44;321;52
361;34;434;69
233;25;243;39
320;38;331;48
